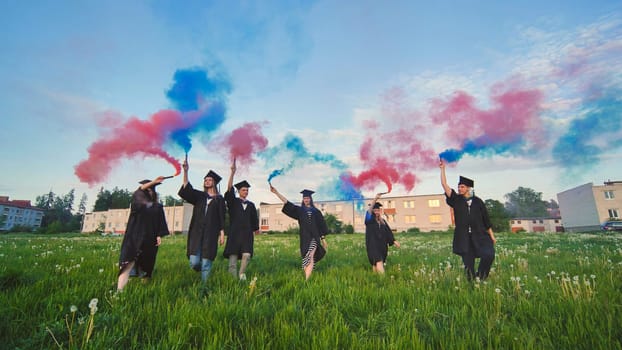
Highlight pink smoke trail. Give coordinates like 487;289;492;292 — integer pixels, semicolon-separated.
74;110;184;186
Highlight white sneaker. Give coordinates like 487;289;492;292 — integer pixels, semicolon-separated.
239;273;247;281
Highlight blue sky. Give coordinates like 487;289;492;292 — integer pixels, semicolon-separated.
1;0;621;210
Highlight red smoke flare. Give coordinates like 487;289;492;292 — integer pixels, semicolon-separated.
75;109;183;186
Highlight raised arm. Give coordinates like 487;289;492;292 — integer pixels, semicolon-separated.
139;176;165;191
182;156;189;187
439;160;452;197
226;158;236;192
368;192;382;214
270;185;288;204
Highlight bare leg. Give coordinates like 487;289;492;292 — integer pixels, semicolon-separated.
117;261;136;291
374;261;385;274
304;247;317;280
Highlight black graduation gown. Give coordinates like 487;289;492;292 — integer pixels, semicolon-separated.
118;189;169;277
282;201;329;262
445;189;494;258
223;189;259;258
178;183;225;260
364;211;396;266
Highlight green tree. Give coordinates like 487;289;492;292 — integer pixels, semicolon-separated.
324;213;343;234
163;195;183;206
35;189;82;232
485;199;510;232
93;187;132;211
504;186;548;217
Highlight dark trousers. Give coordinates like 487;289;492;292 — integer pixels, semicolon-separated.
461;237;495;280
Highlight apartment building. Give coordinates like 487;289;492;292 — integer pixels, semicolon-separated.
510;217;563;233
0;196;45;231
82;202;193;234
557;180;622;232
259;194;453;233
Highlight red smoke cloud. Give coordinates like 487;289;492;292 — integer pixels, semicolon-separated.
347;87;438;193
429;79;544;148
211;121;269;166
74;110;183;186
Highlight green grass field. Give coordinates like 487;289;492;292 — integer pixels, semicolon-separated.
1;231;621;349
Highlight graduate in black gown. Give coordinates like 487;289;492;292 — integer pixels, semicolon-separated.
365;192;400;274
117;177;169;291
270;185;328;280
178;158;226;283
440;160;497;280
223;159;259;281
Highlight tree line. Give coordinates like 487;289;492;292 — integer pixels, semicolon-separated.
14;186;556;234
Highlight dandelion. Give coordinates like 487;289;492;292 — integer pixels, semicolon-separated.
99;268;104;273
70;305;78;313
495;288;501;294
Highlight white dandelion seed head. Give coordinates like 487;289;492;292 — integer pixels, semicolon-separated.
70;305;78;313
495;288;501;294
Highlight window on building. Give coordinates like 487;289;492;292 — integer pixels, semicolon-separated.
335;205;342;212
555;220;559;223
404;215;416;224
403;200;415;208
532;220;536;223
429;214;442;223
539;220;543;224
511;220;515;224
604;191;615;199
261;218;269;226
608;209;620;219
386;214;395;222
428;199;440;208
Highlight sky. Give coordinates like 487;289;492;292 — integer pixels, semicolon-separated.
1;0;621;211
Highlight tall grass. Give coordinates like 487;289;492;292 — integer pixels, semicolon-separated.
1;231;621;349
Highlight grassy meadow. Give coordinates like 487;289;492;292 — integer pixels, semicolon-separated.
1;231;621;349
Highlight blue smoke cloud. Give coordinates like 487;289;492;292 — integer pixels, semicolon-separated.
263;133;362;200
552;90;622;170
165;67;232;152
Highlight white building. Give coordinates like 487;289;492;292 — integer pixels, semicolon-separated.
510;217;563;233
0;196;44;231
82;203;193;234
259;194;453;233
557;180;622;232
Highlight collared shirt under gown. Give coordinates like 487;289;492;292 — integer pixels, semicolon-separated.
223;189;259;258
445;189;494;258
178;183;225;260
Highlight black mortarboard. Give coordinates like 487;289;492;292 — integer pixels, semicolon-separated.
234;180;251;190
458;176;474;188
300;189;315;197
204;170;222;184
373;202;383;209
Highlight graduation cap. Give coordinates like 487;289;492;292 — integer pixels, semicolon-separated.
300;189;315;197
204;170;222;184
372;202;383;209
234;180;251;190
458;176;474;188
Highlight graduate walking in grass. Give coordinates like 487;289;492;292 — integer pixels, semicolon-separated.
117;177;170;291
440;160;496;280
270;185;328;280
178;158;226;283
223;159;259;281
365;192;400;274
